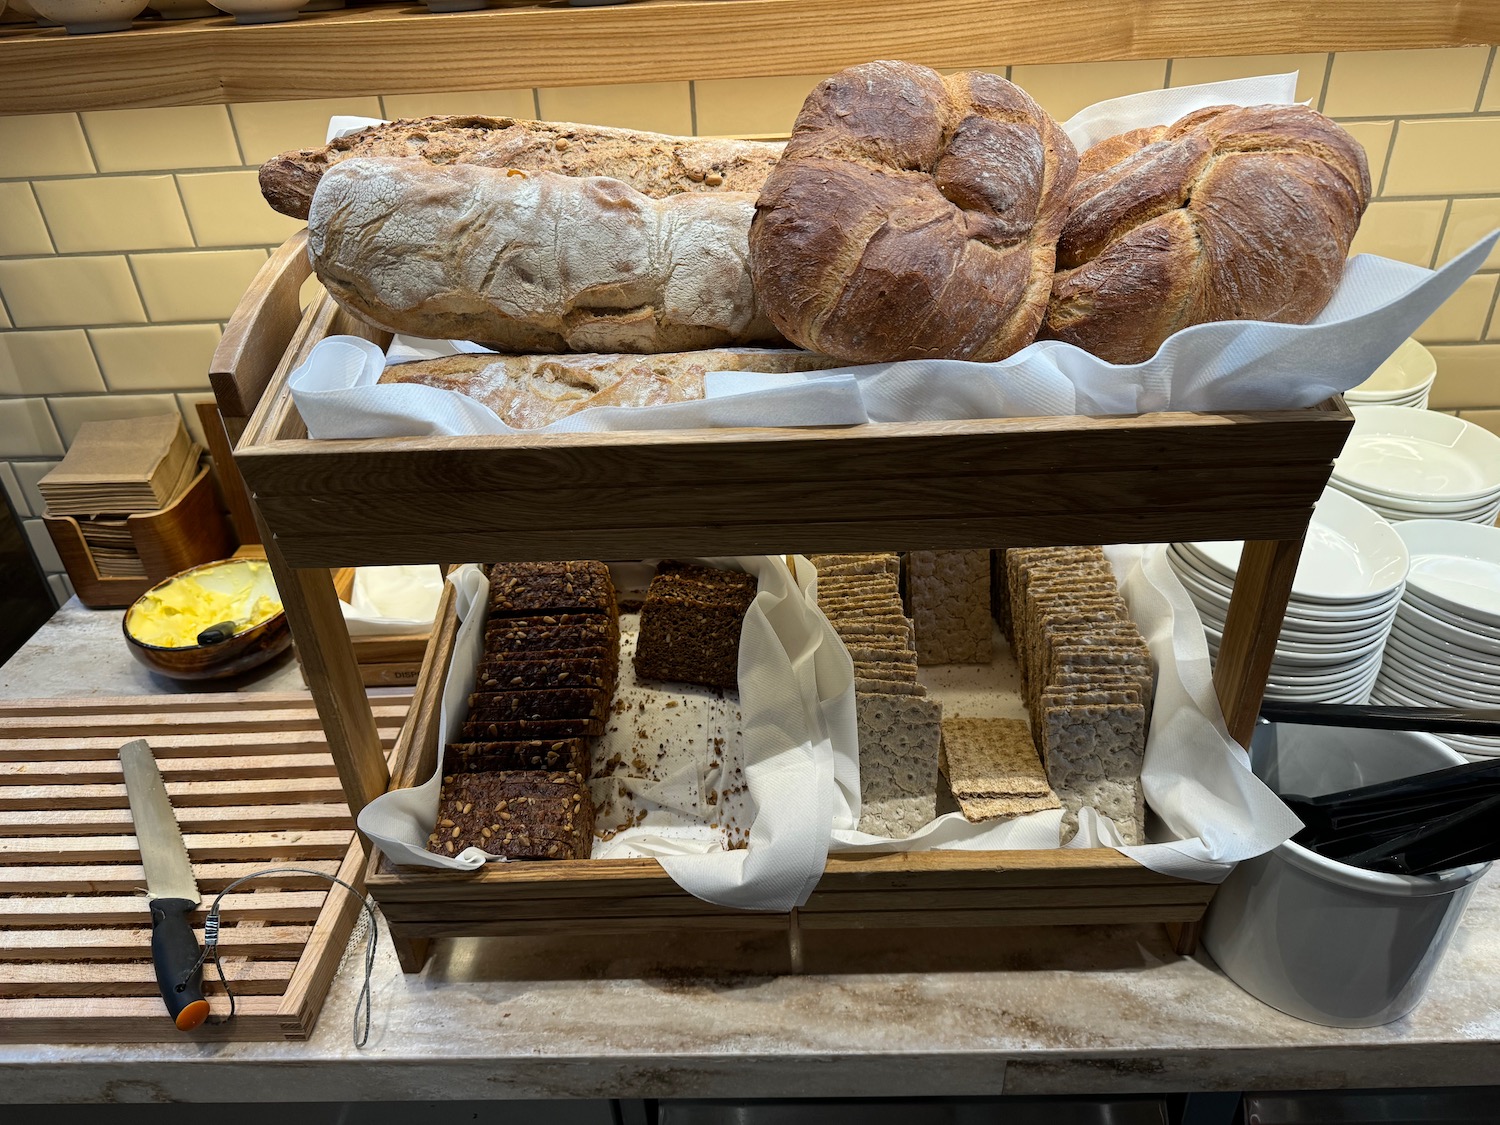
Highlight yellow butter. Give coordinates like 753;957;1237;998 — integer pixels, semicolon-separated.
127;561;282;648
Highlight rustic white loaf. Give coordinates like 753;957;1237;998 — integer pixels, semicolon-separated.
307;157;785;353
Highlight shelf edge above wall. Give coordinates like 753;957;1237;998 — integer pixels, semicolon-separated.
1;0;1497;116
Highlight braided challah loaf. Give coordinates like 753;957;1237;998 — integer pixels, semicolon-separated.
1045;104;1371;364
748;61;1079;365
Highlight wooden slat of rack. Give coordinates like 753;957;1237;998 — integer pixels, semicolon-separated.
0;0;1495;115
0;694;389;1044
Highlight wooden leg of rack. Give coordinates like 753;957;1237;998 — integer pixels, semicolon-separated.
255;517;390;816
1212;538;1307;748
390;929;432;974
1168;920;1203;955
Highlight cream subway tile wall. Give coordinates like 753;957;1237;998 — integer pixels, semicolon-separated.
1008;58;1169;120
129;249;269;322
693;74;825;137
1168;53;1329;105
0;183;53;256
34;176;195;253
0;462;27;517
1415;275;1500;343
80;105;242;173
177;170;305;247
229;96;385;163
381;89;535;119
176;392;218;448
22;519;62;574
536;82;693;134
89;325;219;392
1;45;1499;593
1457;409;1500;436
0;330;105;395
47;574;75;608
0;257;146;327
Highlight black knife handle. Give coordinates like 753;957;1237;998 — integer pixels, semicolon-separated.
150;898;209;1032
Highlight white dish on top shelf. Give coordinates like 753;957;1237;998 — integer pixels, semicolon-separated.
1168;546;1403;625
1345;338;1438;407
207;0;302;21
29;0;146;31
1333;407;1500;505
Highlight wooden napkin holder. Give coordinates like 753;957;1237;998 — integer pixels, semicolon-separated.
42;464;234;608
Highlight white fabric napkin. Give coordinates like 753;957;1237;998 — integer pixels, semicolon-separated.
299;76;1494;437
338;565;443;637
826;544;1303;883
355;557;858;913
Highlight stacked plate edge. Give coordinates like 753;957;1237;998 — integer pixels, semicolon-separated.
1345;338;1437;410
1168;488;1408;704
1373;519;1500;760
1329;406;1500;525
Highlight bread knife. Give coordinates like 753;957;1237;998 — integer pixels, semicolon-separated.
118;738;211;1032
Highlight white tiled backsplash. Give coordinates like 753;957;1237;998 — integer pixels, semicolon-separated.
2;47;1500;601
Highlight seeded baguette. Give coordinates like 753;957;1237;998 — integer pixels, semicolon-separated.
260;114;786;221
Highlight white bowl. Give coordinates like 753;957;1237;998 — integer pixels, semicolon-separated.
1374;664;1500;708
1394;519;1500;626
1387;615;1500;666
6;0;58;22
1177;490;1409;604
208;0;302;21
1380;646;1500;699
1346;338;1438;399
30;0;145;30
1333;407;1500;505
149;0;219;15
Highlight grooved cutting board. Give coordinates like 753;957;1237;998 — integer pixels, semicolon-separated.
0;691;407;1043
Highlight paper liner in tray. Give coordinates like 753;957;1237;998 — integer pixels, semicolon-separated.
357;556;860;913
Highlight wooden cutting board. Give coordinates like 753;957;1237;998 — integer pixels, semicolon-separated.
0;691;408;1044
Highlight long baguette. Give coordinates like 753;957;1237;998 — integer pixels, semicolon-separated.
260;114;786;220
308;157;784;353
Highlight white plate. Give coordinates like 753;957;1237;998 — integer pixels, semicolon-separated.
1177;490;1408;603
1348;338;1437;396
1380;644;1500;697
1171;553;1402;624
1394;520;1500;626
1395;598;1500;651
1374;665;1500;708
1388;615;1500;665
1333;406;1500;504
1328;476;1500;516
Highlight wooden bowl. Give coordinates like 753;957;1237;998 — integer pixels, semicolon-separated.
123;558;292;681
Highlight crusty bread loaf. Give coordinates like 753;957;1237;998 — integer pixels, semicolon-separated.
748;61;1078;365
260;114;785;220
378;348;836;428
308;157;785;353
1046;104;1371;364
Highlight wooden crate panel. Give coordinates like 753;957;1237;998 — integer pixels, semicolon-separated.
0;691;408;1044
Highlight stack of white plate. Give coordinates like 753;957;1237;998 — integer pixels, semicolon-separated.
1168;488;1408;704
1329;406;1500;525
1345;338;1438;410
1372;520;1500;760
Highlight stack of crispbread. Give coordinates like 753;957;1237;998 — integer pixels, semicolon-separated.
811;552;943;837
1002;546;1153;845
907;549;993;665
938;716;1060;822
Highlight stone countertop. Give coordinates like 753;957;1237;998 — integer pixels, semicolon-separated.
2;605;1498;1102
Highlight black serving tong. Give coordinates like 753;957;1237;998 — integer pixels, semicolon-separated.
1257;702;1500;876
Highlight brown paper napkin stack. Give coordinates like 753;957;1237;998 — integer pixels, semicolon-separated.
39;415;201;578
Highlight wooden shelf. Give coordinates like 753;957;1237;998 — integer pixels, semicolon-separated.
2;0;1496;116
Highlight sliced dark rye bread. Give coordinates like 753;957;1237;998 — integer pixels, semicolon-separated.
460;717;605;740
444;739;589;775
429;769;593;859
466;687;611;723
475;655;614;693
487;560;616;617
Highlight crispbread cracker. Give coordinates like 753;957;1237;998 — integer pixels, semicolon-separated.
939;717;1060;822
855;692;943;837
1059;779;1147;846
908;549;992;665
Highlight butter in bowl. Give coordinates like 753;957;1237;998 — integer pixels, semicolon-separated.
123;557;291;681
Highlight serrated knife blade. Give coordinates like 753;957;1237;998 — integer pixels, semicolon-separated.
119;738;210;1032
119;739;200;904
